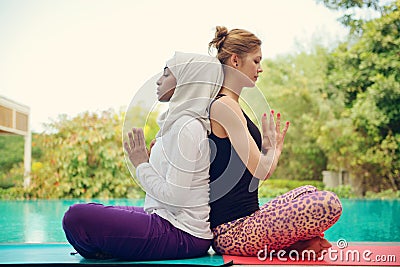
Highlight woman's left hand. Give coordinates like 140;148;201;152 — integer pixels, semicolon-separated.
274;111;289;155
124;128;149;168
261;110;289;179
261;110;289;155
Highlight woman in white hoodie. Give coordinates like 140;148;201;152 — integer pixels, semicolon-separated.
62;52;223;261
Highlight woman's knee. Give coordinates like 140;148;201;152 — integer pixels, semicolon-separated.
298;190;342;220
310;190;343;222
323;190;343;216
62;203;89;231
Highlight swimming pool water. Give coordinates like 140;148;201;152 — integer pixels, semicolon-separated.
0;198;399;243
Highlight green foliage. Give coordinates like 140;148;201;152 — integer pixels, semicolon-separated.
259;179;324;198
0;187;27;200
316;0;389;34
123;104;160;146
255;1;399;195
316;0;400;194
259;180;373;199
0;162;25;196
257;45;331;180
0;134;43;188
365;188;400;199
0;177;15;189
325;185;358;199
0;135;24;175
0;108;156;199
262;179;325;190
258;187;289;199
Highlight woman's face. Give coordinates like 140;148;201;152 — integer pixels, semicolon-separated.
237;47;263;86
156;67;177;102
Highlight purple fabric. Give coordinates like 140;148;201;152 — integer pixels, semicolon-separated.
62;203;211;261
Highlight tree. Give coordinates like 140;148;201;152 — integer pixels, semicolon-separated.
15;106;160;199
0;135;25;178
317;0;389;34
317;0;400;194
0;135;42;188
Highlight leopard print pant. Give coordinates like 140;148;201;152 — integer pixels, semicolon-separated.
212;185;342;256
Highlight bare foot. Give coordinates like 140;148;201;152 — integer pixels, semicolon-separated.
285;236;320;252
285;236;332;259
320;237;332;249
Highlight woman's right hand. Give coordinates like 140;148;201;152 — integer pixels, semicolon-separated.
124;128;149;168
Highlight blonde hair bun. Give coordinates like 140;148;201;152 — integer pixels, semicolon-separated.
208;26;261;64
209;26;228;51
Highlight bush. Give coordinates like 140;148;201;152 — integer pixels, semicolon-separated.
0;109;151;199
325;185;357;199
0;187;27;200
0;176;15;189
257;180;388;199
262;179;324;190
259;179;324;198
365;189;400;199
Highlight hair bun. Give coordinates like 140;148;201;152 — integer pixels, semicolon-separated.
208;26;261;64
216;26;228;39
209;26;228;51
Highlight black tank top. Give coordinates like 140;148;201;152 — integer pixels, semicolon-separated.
208;95;262;228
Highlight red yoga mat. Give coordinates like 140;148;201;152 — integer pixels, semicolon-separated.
223;245;400;266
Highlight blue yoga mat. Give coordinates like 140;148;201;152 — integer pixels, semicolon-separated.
0;243;226;266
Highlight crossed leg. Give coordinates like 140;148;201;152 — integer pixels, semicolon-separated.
212;186;342;256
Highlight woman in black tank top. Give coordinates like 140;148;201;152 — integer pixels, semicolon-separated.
207;26;342;258
209;94;261;228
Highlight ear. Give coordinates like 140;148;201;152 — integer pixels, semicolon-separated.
229;54;240;68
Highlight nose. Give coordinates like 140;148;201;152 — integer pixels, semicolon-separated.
156;77;162;86
258;66;263;73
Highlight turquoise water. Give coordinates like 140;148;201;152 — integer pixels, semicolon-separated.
0;199;399;243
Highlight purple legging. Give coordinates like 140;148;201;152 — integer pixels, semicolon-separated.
62;203;211;261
